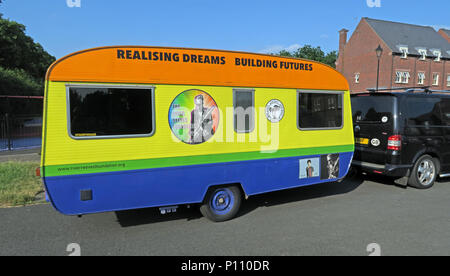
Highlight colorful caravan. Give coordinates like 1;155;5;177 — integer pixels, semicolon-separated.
41;46;354;222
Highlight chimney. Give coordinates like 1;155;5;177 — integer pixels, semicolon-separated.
336;29;348;73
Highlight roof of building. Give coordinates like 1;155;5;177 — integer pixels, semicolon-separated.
441;29;450;37
364;18;450;59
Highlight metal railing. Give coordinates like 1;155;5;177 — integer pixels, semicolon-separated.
0;114;42;151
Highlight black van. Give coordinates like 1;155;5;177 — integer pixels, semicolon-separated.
351;88;450;189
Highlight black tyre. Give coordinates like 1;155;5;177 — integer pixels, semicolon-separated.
347;166;362;179
408;155;439;189
200;186;242;222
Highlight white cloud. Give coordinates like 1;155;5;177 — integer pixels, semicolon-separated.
258;44;302;54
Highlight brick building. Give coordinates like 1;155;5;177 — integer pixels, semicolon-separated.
336;18;450;92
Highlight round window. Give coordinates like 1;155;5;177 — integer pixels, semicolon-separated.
169;89;219;144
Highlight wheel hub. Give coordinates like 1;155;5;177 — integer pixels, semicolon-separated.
210;189;234;213
417;159;435;186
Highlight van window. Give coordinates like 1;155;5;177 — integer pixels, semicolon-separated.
234;89;255;133
404;97;442;126
351;95;395;123
438;99;450;126
69;87;154;138
298;92;342;129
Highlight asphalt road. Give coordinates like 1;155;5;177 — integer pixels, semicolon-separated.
0;148;41;162
1;174;450;256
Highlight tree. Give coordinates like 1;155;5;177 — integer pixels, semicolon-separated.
0;67;42;96
0;16;55;81
0;14;55;96
274;45;338;68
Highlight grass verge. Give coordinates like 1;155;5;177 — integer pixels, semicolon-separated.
0;161;44;207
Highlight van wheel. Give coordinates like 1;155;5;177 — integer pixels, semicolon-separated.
200;186;242;222
408;155;438;189
347;166;361;179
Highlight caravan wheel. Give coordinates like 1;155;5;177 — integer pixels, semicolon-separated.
200;186;242;222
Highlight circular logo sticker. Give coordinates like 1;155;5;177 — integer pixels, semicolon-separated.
381;116;388;123
169;89;219;144
265;99;285;123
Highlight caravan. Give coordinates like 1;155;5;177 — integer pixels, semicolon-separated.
40;46;354;221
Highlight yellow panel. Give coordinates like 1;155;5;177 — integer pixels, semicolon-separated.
42;81;353;166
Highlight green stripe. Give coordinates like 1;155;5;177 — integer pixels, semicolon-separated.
44;144;354;177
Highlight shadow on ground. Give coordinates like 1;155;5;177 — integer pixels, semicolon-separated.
114;170;450;227
115;174;365;227
115;206;203;227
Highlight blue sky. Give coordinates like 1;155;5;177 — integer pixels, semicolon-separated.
1;0;449;59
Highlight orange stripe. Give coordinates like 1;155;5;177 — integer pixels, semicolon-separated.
47;46;348;91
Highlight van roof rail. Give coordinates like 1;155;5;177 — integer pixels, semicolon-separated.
363;86;450;94
366;86;430;93
405;88;450;94
405;87;431;93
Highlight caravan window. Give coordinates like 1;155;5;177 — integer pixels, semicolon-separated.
68;87;154;138
298;92;343;129
233;89;255;133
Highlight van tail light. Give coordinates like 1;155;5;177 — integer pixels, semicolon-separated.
387;135;402;151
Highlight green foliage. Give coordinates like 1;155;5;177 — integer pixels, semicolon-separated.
0;14;55;98
0;66;42;96
0;16;55;81
0;66;44;114
275;45;338;68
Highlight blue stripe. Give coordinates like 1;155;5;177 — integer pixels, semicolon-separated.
44;152;353;215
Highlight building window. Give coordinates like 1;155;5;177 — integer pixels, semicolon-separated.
418;72;426;85
298;92;343;129
432;73;440;86
395;72;401;83
418;49;427;60
447;75;450;87
395;71;410;84
354;73;360;83
400;47;409;59
69;86;154;138
433;50;442;62
234;89;255;133
404;72;410;84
